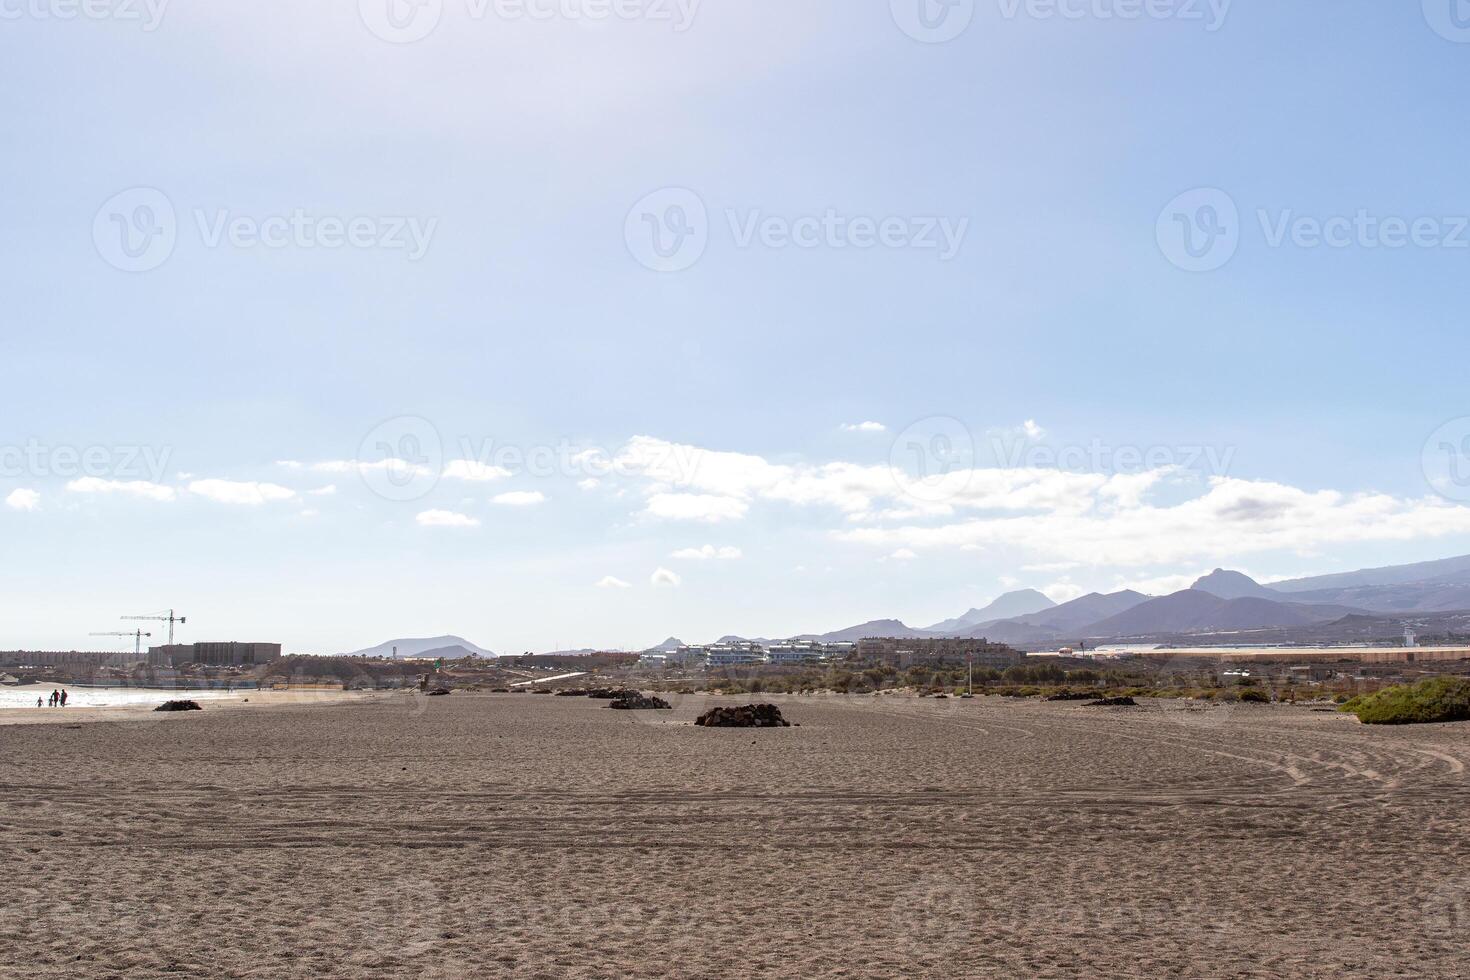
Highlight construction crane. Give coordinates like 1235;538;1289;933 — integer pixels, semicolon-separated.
122;609;187;644
90;630;152;656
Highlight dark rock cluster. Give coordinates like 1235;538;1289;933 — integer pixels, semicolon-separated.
694;704;790;728
153;700;203;712
1085;696;1139;707
1044;691;1097;701
608;693;672;710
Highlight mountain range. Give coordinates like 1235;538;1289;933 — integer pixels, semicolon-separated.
343;554;1470;658
792;553;1470;649
341;635;496;659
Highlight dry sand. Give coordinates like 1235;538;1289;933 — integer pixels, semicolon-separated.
2;692;1468;979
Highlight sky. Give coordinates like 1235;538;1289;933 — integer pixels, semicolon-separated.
4;0;1470;655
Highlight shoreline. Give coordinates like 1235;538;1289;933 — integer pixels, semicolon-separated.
0;689;378;727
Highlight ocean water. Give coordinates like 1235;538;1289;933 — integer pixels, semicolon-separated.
0;687;239;710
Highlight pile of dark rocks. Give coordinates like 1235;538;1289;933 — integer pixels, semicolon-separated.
609;692;672;710
154;700;203;712
1085;696;1139;707
555;689;589;697
695;704;790;728
583;688;631;700
427;688;453;697
1044;691;1097;702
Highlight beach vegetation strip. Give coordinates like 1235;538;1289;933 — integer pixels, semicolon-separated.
1340;677;1470;725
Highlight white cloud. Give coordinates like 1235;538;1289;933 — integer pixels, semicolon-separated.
578;478;600;491
841;421;887;433
999;575;1020;588
275;460;303;470
887;548;918;562
603;434;1470;579
671;544;743;561
312;459;433;480
1023;561;1082;573
308;485;337;496
1113;572;1203;597
1042;579;1088;603
614;435;1121;521
650;567;682;588
836;476;1470;568
596;576;632;589
416;509;480;528
188;480;297;506
66;477;176;502
492;490;546;506
444;460;513;482
1099;468;1173;509
1023;419;1046;439
5;488;40;512
643;492;749;523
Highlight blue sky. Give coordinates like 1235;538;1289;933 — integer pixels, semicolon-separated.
5;1;1470;654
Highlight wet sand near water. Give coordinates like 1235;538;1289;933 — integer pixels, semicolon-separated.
0;689;373;727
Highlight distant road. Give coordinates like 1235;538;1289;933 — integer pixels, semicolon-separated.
510;672;588;688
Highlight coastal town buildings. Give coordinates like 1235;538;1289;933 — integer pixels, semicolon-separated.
855;637;1026;670
147;642;283;667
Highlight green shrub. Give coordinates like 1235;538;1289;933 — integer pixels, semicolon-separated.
1338;676;1470;726
1237;689;1270;704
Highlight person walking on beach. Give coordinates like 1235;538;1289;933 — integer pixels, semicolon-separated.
60;690;68;707
36;696;43;708
48;690;58;707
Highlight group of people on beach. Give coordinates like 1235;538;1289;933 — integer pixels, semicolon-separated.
38;689;68;708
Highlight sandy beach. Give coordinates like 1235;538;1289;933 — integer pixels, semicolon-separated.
3;692;1468;979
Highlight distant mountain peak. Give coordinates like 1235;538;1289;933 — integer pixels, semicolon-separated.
816;619;928;643
342;635;496;659
925;589;1056;633
645;636;684;652
1191;569;1280;600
